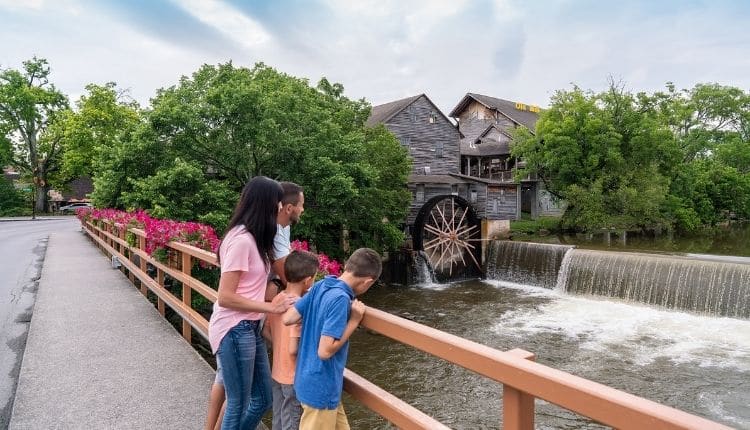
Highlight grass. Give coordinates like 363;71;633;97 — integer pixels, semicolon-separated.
510;215;562;235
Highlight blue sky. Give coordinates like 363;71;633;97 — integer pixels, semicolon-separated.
1;0;749;114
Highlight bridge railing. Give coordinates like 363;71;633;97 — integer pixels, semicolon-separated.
82;219;730;430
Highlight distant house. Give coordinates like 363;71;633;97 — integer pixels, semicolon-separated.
61;176;94;203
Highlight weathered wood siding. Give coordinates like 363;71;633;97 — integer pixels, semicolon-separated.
405;182;491;226
486;185;520;220
406;182;454;225
468;182;488;219
385;96;460;175
457;101;495;144
537;186;565;217
456;100;517;145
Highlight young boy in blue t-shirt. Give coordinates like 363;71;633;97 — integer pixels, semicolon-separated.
282;248;382;430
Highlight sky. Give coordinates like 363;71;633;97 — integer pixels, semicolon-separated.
1;0;749;115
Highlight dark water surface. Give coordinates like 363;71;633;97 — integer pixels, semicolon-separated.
344;280;750;429
520;222;750;257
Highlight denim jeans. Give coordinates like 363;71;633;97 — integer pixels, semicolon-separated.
217;320;272;430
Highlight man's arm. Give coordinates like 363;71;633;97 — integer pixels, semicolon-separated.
318;300;365;360
271;256;288;285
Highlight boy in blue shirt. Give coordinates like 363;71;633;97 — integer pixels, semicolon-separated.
282;248;381;430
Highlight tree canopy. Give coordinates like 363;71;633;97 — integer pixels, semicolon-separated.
513;81;750;232
86;62;411;257
0;57;68;211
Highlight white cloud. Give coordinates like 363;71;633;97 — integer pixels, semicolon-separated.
0;0;45;11
169;0;270;48
2;0;748;117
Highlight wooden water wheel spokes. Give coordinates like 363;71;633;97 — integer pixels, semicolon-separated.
416;195;481;277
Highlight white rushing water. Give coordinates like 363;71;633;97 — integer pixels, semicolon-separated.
489;280;750;371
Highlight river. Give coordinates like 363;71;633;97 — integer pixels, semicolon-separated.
344;278;750;429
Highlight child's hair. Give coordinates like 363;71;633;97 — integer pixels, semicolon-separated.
344;248;382;279
284;250;319;283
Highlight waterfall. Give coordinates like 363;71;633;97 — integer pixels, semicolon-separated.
486;241;574;289
560;250;750;319
413;251;438;285
487;241;750;319
554;247;574;291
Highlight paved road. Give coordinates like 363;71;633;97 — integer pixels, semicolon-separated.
0;217;77;429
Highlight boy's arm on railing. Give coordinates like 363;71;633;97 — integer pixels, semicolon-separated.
318;299;365;360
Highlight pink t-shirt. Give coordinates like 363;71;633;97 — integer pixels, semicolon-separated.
208;225;269;354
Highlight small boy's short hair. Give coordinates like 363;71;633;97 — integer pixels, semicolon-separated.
344;248;382;279
284;250;319;283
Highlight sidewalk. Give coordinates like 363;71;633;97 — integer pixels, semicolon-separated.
9;227;214;429
0;216;71;222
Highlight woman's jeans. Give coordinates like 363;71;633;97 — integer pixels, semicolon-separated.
217;319;272;430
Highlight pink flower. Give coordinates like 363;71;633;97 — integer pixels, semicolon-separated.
78;208;220;257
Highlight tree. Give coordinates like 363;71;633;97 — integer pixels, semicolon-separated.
0;58;68;211
642;83;749;162
643;83;750;229
0;176;24;216
120;158;236;229
97;62;411;255
514;81;750;232
56;83;141;184
512;83;679;231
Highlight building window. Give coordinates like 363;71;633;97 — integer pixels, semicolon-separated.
416;184;425;203
429;111;438;124
470;189;477;203
451;184;458;195
409;106;417;123
435;142;444;158
400;136;411;148
492;198;498;213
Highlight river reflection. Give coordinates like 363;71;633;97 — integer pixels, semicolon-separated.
344;280;750;429
517;222;750;257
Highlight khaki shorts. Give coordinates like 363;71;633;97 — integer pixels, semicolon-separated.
299;402;350;430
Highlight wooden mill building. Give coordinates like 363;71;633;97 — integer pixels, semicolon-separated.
366;92;563;277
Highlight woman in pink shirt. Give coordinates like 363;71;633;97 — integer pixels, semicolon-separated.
208;176;294;430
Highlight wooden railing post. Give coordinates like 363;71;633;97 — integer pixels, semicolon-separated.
136;234;147;295
118;226;127;276
503;349;535;430
156;269;165;316
181;251;192;342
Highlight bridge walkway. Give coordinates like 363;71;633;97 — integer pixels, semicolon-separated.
9;227;214;429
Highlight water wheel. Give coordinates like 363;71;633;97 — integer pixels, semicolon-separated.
413;195;482;278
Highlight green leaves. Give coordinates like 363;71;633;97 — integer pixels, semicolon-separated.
87;61;410;257
0;57;69;211
514;81;750;232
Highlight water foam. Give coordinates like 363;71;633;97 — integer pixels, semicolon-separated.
493;289;750;371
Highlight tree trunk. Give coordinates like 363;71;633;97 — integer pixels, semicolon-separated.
35;185;47;213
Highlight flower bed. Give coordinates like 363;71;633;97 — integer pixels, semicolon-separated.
76;207;219;261
77;208;341;276
292;240;342;276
